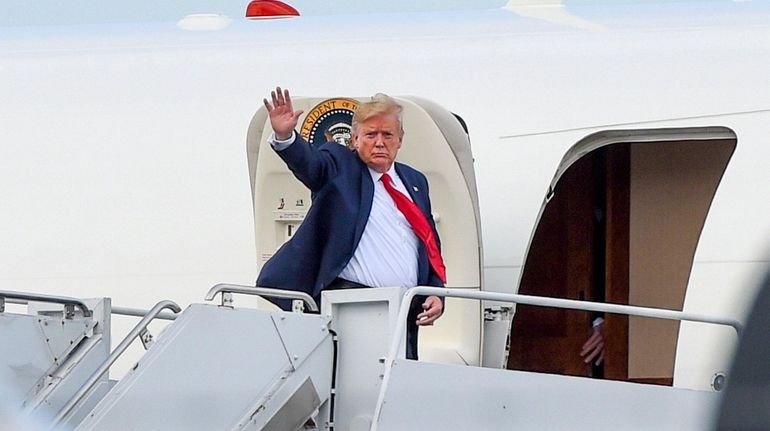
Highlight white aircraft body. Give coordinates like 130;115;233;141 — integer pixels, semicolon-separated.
1;0;770;428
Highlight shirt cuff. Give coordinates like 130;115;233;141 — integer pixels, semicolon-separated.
268;131;296;151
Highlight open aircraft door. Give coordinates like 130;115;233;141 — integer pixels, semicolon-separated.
508;127;737;390
246;96;484;366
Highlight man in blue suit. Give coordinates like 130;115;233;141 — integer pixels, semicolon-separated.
257;87;445;359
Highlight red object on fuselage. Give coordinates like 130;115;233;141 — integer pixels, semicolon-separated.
245;0;300;19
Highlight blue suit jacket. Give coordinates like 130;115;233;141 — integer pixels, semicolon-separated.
257;134;445;359
257;134;444;299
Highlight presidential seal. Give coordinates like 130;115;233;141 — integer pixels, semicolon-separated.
299;98;359;149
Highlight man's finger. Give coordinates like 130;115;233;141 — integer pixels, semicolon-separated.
276;86;285;105
583;341;604;363
291;109;304;122
285;88;293;112
416;307;437;321
263;98;273;111
416;297;443;326
416;312;438;326
271;90;279;108
581;333;601;355
424;296;443;311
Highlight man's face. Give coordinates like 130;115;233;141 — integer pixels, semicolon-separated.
354;114;403;173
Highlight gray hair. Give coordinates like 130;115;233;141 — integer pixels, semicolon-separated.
351;93;404;136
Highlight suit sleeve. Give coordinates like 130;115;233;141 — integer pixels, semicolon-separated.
274;134;339;192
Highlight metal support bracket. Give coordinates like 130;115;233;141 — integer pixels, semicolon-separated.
222;292;234;308
139;328;154;350
483;305;514;322
292;299;305;313
64;304;75;320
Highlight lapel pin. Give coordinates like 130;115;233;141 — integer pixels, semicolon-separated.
413;186;419;192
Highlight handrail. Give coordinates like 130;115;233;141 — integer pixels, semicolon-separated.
52;300;181;426
112;306;178;321
0;290;92;318
5;299;178;321
1;296;177;321
204;283;319;312
371;286;744;429
5;298;27;305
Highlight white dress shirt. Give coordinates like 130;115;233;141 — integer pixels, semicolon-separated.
338;165;419;288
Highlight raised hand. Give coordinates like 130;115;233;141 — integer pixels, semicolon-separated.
263;86;303;141
580;319;605;366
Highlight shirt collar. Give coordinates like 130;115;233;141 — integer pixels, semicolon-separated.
368;164;397;183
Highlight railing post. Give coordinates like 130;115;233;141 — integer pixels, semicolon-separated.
204;283;318;312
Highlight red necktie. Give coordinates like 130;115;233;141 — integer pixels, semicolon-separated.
380;173;447;284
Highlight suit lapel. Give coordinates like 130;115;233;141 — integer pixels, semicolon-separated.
395;163;429;216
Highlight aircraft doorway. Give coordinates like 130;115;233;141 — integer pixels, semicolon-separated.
507;128;736;384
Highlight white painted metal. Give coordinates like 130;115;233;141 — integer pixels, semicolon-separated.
204;283;319;312
210;308;334;431
54;300;182;426
73;304;333;431
0;284;750;430
111;306;177;321
481;306;514;368
0;296;112;427
374;359;719;430
373;286;742;427
0;314;81;405
0;291;92;318
22;298;112;427
321;288;407;431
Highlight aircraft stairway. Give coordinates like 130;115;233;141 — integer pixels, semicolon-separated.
374;358;719;430
0;291;112;426
64;299;333;430
370;286;738;430
4;285;739;430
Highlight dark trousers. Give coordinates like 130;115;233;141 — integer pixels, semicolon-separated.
324;278;421;360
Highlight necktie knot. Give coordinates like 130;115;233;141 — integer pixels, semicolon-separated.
380;173;392;185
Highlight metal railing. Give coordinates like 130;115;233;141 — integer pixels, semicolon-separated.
204;283;319;312
0;293;176;321
112;306;178;321
0;290;92;318
371;286;743;429
52;300;181;426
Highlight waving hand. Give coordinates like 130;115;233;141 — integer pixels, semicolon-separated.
263;86;304;140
